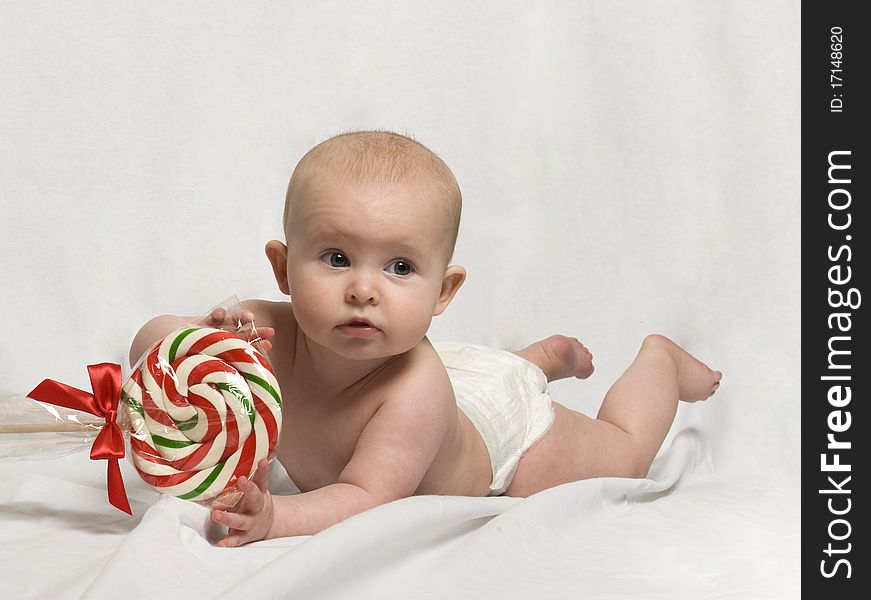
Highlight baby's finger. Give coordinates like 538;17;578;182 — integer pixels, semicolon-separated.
231;309;255;325
212;508;254;532
217;536;238;548
228;476;262;516
216;531;246;548
251;459;270;490
210;308;227;324
250;327;274;351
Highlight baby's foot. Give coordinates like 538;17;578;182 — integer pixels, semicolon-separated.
642;334;722;402
516;335;595;381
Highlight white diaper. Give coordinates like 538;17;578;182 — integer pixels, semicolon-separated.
435;341;556;496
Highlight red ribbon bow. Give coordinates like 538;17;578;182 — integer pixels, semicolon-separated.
28;363;132;515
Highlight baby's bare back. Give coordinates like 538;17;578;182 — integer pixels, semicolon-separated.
252;300;492;498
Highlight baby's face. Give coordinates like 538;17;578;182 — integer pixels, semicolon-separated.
282;176;456;361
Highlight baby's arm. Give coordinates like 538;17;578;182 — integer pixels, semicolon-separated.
128;301;274;366
213;351;456;545
214;474;391;546
129;314;197;366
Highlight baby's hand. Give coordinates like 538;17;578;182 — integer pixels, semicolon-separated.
212;459;274;548
204;307;274;353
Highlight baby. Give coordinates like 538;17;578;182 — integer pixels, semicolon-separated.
129;130;722;547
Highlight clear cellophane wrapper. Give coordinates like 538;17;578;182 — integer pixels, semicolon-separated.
0;389;102;459
0;296;283;511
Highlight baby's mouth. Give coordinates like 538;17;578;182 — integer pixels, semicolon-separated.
337;319;380;338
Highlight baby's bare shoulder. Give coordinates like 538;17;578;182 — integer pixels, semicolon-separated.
338;340;457;498
238;298;284;321
239;299;295;332
377;339;455;410
238;299;298;361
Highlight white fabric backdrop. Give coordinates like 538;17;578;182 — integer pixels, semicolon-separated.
0;1;799;598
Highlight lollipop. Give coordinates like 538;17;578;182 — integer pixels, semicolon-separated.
121;326;282;503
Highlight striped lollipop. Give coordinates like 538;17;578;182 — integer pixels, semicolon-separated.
120;326;282;502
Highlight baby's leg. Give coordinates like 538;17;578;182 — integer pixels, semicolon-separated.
515;335;595;381
505;334;721;497
594;334;721;467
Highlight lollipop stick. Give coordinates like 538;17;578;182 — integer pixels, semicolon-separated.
0;421;103;434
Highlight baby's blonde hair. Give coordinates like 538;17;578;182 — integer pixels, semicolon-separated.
284;130;462;259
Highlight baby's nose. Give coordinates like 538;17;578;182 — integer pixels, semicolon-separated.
346;279;379;305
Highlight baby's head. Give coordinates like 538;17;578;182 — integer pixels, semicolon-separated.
266;131;467;360
282;130;462;261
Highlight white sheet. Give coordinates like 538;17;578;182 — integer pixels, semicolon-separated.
0;1;800;598
2;431;797;599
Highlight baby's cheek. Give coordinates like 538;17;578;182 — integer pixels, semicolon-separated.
289;293;326;335
405;305;436;341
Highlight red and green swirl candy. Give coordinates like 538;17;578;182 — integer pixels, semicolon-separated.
120;327;282;502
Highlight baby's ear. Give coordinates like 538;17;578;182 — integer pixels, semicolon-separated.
265;240;291;295
433;265;466;316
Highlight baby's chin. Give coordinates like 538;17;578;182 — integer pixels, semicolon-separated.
320;335;416;364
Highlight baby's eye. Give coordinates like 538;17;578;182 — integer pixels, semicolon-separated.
320;251;350;268
385;260;415;277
